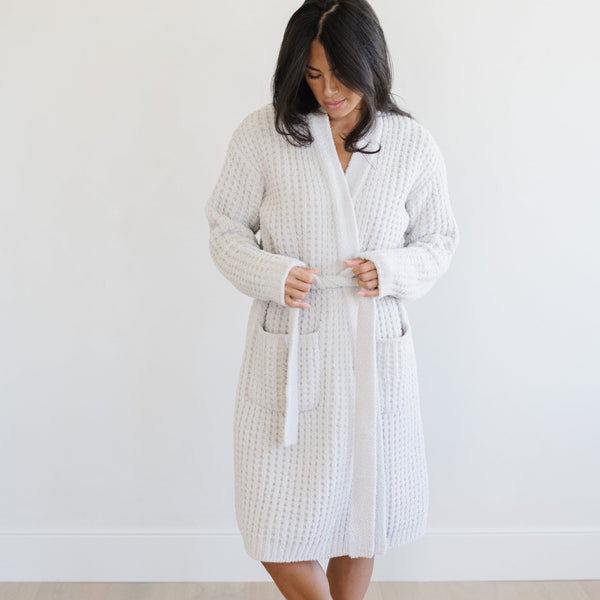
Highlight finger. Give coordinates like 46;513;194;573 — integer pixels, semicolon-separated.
345;259;365;272
345;258;366;264
285;285;309;302
293;267;320;284
285;295;310;308
348;262;373;276
291;275;315;288
359;279;379;290
288;272;315;290
358;270;378;283
297;266;320;273
353;260;376;274
357;287;379;297
287;279;312;293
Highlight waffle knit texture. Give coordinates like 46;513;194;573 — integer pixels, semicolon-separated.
205;103;459;562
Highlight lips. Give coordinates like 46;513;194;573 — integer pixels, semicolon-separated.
324;99;345;108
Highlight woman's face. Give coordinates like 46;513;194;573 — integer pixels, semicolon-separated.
304;40;364;122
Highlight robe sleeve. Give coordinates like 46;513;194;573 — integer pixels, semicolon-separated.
205;129;307;307
356;130;459;301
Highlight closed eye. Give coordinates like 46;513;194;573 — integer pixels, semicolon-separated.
307;74;321;80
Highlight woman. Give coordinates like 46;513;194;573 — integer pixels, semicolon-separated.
205;0;459;597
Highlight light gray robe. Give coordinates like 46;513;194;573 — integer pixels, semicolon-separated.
205;103;459;562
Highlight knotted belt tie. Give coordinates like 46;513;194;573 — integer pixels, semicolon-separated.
283;265;377;445
283;264;383;556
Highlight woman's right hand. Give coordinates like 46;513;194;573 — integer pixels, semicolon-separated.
284;266;320;308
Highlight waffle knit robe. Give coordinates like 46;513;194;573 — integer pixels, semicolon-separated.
205;102;460;562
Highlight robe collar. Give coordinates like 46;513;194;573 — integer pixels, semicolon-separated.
307;105;384;203
307;105;384;262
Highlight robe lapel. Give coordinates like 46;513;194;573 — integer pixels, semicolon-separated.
308;106;383;260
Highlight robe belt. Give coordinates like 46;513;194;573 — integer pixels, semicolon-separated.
283;266;371;446
283;265;381;555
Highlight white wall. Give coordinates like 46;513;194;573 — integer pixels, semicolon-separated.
1;0;599;582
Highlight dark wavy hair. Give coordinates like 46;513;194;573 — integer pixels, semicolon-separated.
272;0;414;155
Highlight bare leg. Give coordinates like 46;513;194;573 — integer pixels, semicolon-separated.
261;559;333;600
326;554;375;600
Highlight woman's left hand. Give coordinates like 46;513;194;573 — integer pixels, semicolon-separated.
345;258;379;297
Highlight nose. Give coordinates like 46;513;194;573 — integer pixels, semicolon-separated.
323;74;339;96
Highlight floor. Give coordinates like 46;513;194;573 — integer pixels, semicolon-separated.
0;581;598;599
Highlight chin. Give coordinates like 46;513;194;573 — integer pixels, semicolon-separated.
323;103;352;117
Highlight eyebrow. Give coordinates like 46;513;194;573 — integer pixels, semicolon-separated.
306;65;332;72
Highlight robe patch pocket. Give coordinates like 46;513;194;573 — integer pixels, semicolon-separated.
376;320;419;414
243;322;322;413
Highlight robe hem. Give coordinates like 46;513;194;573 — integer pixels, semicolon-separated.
240;520;428;563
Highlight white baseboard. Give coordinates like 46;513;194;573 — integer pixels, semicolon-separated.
0;530;598;582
